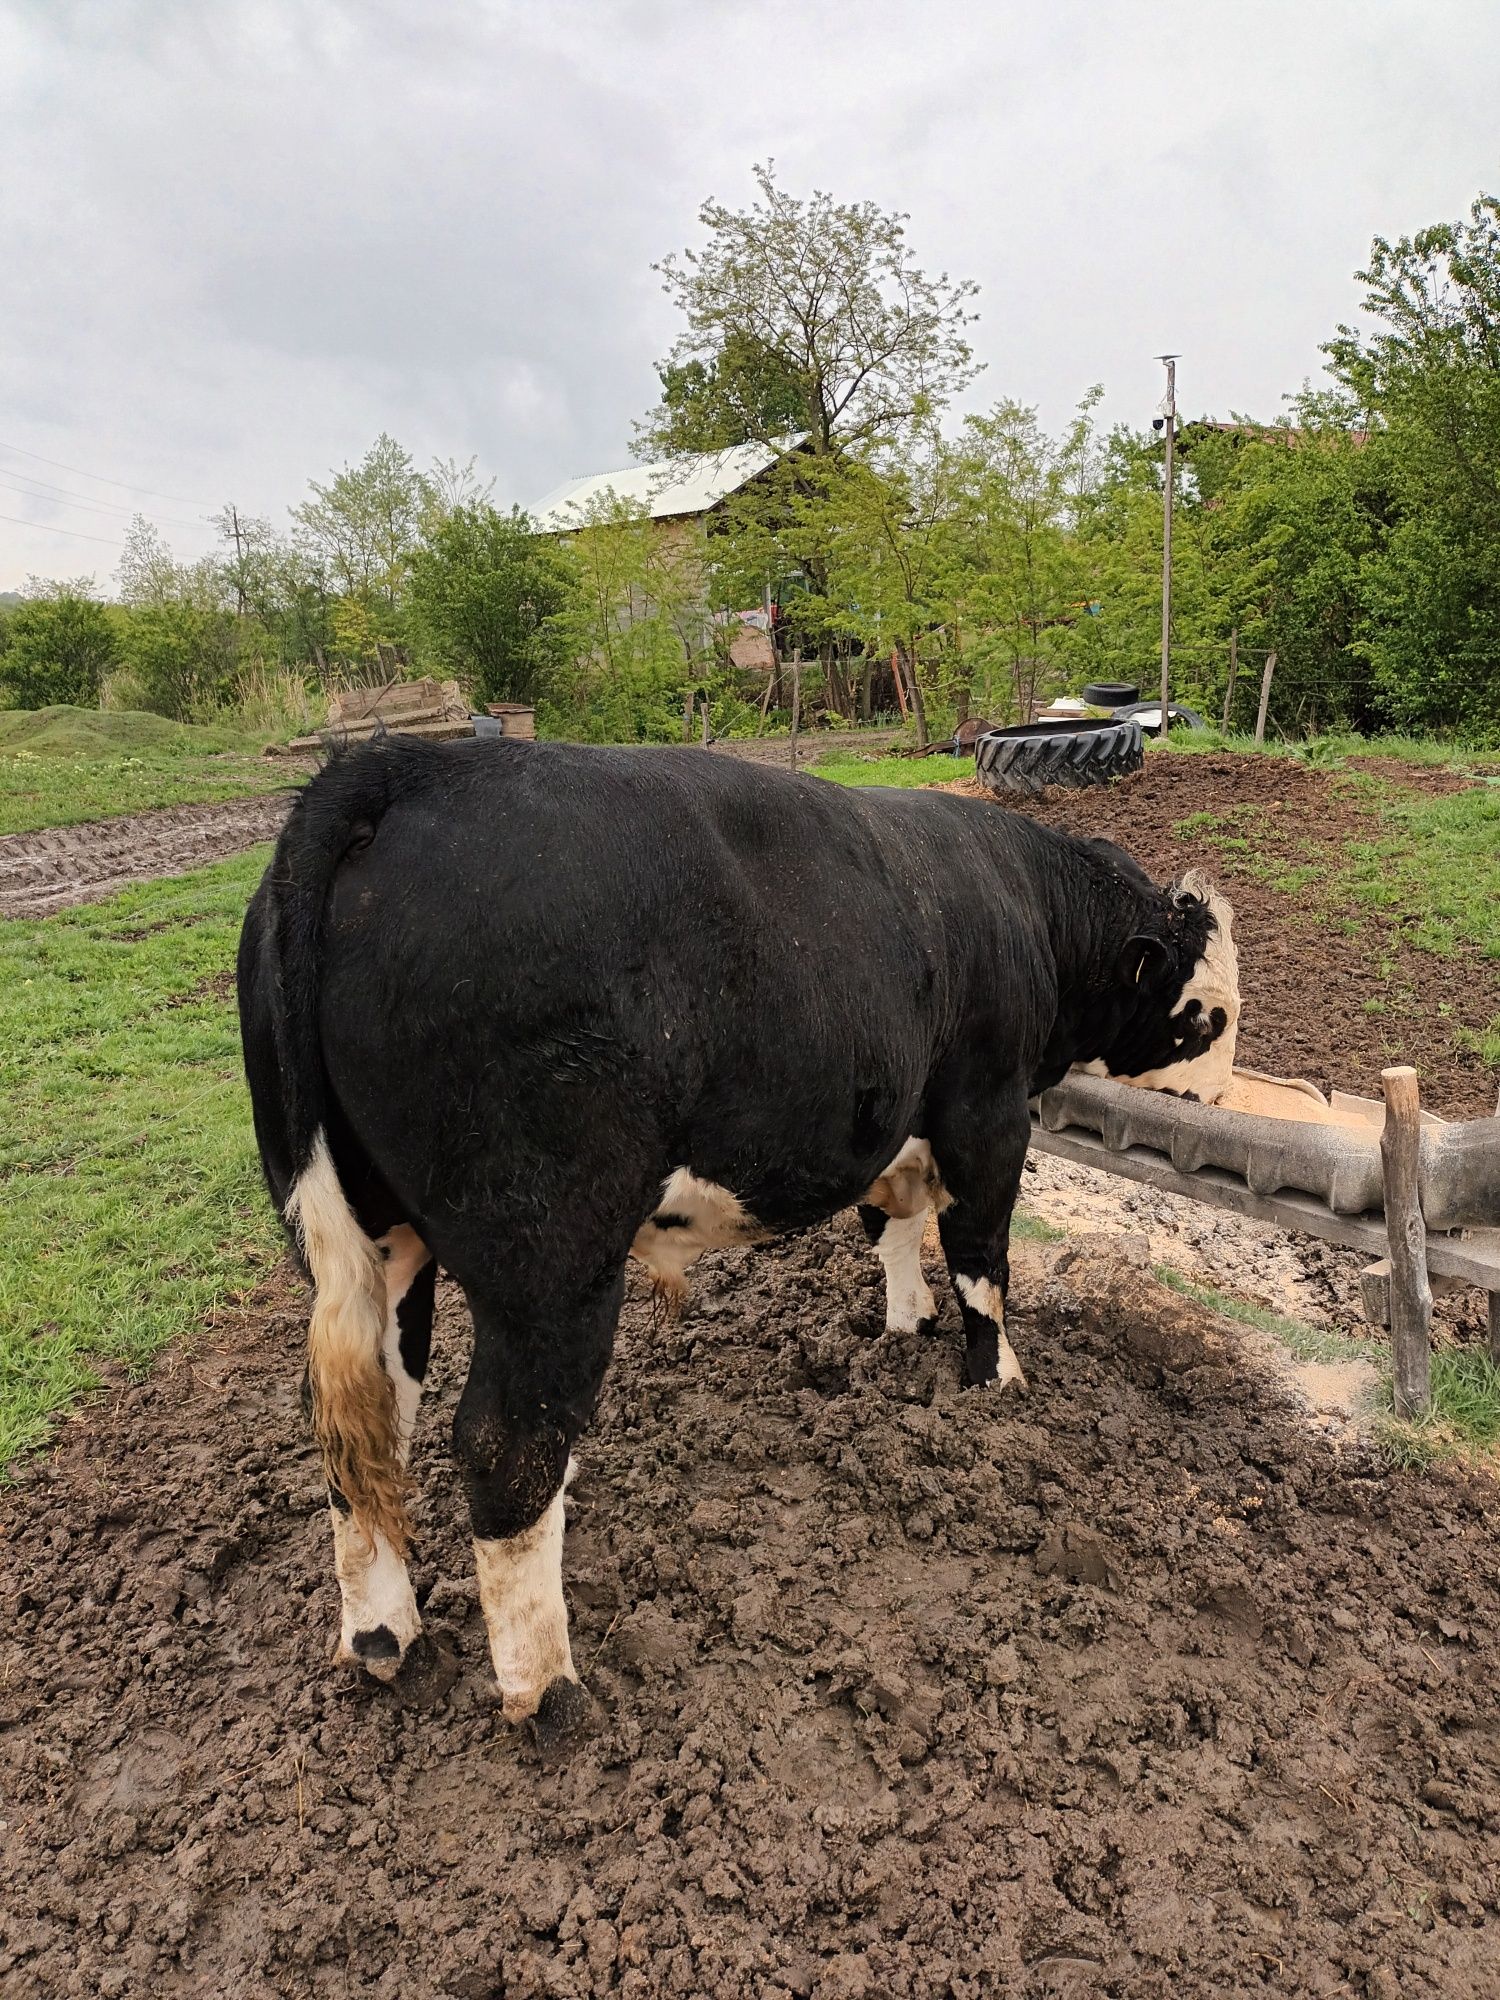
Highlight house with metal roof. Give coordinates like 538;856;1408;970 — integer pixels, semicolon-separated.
529;438;803;533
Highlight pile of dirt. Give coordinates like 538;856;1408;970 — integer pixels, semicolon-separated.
967;756;1500;1118
0;793;296;919
4;1224;1498;1998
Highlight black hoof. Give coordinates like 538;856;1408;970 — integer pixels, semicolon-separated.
389;1632;461;1707
529;1676;593;1758
915;1315;939;1340
351;1624;401;1664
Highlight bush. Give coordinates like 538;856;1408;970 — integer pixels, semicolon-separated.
119;601;240;720
2;593;119;708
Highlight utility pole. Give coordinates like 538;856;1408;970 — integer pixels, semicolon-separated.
1156;355;1179;738
228;503;248;617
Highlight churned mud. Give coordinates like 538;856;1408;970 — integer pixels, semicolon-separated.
5;1223;1500;1998
0;794;296;919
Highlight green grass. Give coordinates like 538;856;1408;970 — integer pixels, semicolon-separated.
1154;1265;1371;1365
1340;784;1500;960
0;852;278;1469
1155;725;1500;770
1154;1263;1500;1468
812;750;976;788
0;706;300;835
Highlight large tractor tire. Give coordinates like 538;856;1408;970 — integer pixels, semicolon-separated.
974;716;1144;797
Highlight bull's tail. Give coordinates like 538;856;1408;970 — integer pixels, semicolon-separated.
238;746;411;1553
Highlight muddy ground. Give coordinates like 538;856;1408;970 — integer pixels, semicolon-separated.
0;793;299;919
4;1225;1500;1999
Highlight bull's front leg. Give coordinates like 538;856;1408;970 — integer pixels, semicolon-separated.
328;1225;435;1677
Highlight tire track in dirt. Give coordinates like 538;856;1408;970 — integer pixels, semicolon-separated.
0;792;297;919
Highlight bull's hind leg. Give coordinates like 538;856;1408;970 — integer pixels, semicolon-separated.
928;1074;1033;1390
453;1262;623;1735
859;1137;946;1333
328;1225;435;1677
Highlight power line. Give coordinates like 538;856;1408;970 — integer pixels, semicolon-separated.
0;438;213;509
0;510;126;548
0;473;210;533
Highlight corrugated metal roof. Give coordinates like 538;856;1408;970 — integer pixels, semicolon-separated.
529;438;801;530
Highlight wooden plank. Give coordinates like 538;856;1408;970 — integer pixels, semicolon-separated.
1028;1120;1500;1288
1382;1067;1432;1419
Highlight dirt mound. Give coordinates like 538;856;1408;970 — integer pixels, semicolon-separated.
4;1222;1498;1997
0;793;295;919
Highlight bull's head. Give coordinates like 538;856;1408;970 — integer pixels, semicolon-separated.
1095;869;1240;1102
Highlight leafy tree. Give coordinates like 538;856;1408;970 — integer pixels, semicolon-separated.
824;437;965;744
1324;194;1500;734
290;434;433;619
950;396;1102;724
642;162;980;460
546;498;711;741
2;581;119;708
407;504;571;705
115;518;241;718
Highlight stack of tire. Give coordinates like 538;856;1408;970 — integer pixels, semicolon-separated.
973;681;1203;797
974;715;1145;796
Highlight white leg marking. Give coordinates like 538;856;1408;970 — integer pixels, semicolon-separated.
629;1167;768;1304
955;1272;1028;1390
330;1224;431;1676
331;1514;422;1677
474;1489;575;1722
877;1208;937;1333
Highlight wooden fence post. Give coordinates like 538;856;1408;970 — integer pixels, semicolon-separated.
1253;649;1277;747
1381;1065;1432;1420
1222;628;1239;731
788;651;801;771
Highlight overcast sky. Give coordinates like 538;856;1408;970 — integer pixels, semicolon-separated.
2;0;1496;592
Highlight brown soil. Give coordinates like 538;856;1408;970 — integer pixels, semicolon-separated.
5;1227;1500;1999
958;756;1500;1119
0;794;296;920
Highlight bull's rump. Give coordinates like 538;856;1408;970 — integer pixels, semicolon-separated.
302;739;1045;1241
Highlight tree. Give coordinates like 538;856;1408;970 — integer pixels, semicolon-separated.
407;505;571;705
1324;194;1500;734
825;437;965;744
2;581;119;708
290;434;433;619
116;517;241;719
546;498;712;742
951;396;1103;723
642;162;980;460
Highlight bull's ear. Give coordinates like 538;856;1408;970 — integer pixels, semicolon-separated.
1118;934;1172;990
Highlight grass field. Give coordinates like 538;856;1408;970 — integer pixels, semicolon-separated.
0;851;276;1466
812;748;975;788
0;705;296;836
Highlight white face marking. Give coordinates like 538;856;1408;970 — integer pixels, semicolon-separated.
329;1223;433;1675
954;1273;1028;1391
473;1488;575;1722
874;1208;937;1332
629;1168;768;1302
1088;874;1241;1105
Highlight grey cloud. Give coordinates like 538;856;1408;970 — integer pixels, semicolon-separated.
3;0;1498;588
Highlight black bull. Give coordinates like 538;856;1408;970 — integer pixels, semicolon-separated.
239;737;1236;1729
